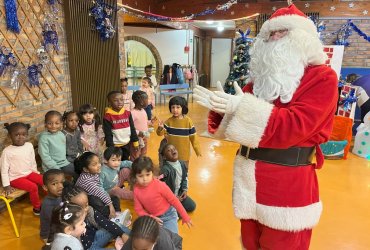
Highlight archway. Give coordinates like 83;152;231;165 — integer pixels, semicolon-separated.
124;36;163;83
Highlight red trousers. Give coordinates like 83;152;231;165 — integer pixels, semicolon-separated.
10;172;43;209
241;219;312;250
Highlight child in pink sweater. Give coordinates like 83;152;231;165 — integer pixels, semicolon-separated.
130;90;154;160
0;122;43;215
131;156;193;234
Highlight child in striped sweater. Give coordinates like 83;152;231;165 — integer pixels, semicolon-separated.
75;151;120;219
157;96;201;168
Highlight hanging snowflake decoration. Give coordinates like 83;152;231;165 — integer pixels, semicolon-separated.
89;0;116;41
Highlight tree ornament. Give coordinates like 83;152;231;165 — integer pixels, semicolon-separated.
223;29;254;95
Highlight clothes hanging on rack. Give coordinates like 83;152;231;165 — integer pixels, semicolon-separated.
174;63;185;84
161;64;178;85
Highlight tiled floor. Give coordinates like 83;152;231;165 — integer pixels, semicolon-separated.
1;102;369;249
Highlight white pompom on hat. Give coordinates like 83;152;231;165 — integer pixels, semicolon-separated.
259;4;318;40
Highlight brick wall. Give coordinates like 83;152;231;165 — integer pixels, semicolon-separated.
0;2;72;150
322;19;370;68
236;18;370;69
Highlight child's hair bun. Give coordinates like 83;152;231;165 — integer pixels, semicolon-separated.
4;123;10;130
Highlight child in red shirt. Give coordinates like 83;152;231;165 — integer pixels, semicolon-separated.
131;156;193;234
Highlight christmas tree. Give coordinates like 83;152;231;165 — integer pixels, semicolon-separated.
223;29;254;95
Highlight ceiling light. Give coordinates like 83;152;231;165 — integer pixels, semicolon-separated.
217;26;224;32
206;20;214;24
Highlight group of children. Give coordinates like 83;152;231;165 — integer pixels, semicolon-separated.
0;77;202;249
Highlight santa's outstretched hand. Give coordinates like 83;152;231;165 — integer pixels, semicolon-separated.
194;81;244;114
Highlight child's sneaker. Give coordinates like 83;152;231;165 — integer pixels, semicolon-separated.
121;209;132;227
143;131;151;138
33;208;41;216
139;138;145;148
110;209;132;227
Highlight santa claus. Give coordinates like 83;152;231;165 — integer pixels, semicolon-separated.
194;4;338;250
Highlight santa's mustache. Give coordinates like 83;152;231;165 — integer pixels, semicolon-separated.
249;29;325;103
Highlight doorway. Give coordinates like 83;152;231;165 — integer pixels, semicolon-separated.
210;38;232;88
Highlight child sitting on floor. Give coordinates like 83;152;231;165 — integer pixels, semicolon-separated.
160;143;196;213
121;215;182;250
62;185;130;250
100;146;133;200
40;169;65;244
131;156;193;234
75;151;120;219
49;202;86;250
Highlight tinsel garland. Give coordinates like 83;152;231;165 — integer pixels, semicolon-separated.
4;0;20;33
312;18;370;46
348;20;370;42
119;0;237;22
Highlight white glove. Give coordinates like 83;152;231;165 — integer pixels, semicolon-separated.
210;81;244;114
193;81;224;110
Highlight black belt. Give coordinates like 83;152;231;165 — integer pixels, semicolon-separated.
239;146;315;167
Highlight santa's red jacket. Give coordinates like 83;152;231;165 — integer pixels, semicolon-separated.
208;65;338;231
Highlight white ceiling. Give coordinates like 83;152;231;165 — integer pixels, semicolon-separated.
190;20;236;30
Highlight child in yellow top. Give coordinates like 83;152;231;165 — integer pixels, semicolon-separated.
156;96;201;168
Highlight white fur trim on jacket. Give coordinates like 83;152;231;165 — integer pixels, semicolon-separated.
225;93;274;148
256;202;323;231
233;155;323;231
233;156;257;220
259;15;318;41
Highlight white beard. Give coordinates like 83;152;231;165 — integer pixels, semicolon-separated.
249;29;327;103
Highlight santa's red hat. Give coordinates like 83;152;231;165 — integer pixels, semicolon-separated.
259;4;318;40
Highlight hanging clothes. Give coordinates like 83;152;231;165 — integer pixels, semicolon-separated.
173;63;185;84
191;65;199;86
161;64;178;85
